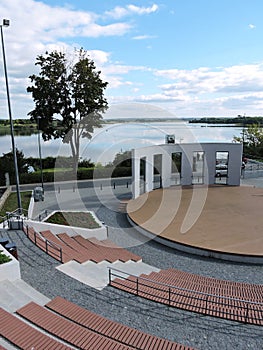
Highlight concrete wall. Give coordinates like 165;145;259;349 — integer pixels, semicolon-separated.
0;247;21;281
132;142;243;199
0;187;11;212
27;191;34;219
24;210;107;240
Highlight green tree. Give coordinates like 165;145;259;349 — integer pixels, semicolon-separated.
27;49;108;172
0;149;28;185
112;150;132;168
233;124;263;158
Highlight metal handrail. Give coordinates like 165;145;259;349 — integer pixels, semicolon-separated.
109;267;262;305
7;207;28;219
0;215;8;228
23;224;63;262
35;209;52;222
108;267;263;324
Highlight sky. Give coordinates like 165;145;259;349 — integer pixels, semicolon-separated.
1;0;263;119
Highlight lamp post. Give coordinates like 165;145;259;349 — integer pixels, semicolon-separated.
36;116;44;192
0;19;22;213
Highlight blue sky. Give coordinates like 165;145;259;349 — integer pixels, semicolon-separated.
1;0;263;118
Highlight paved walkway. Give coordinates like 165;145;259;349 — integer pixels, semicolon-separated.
1;180;263;350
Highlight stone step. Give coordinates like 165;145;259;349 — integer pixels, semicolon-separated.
56;261;107;291
107;260;160;279
56;259;160;291
0;279;50;313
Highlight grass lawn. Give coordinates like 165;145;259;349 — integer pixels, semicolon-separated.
46;211;100;229
0;191;31;220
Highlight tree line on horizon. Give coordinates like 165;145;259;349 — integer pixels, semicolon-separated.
189;115;263;125
0;148;132;187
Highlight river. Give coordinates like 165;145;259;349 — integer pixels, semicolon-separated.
0;121;243;165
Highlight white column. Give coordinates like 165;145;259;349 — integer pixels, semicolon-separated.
181;146;193;185
132;149;140;199
145;154;154;193
227;144;242;185
162;148;171;188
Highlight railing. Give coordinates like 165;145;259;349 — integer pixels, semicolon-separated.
192;174;205;184
242;160;263;179
7;208;28;220
23;224;63;262
36;209;52;222
0;215;8;228
109;268;263;326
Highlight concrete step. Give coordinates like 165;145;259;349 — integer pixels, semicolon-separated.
0;279;50;313
14;279;50;305
82;260;160;280
56;259;160;291
107;260;160;279
56;261;107;291
0;337;18;350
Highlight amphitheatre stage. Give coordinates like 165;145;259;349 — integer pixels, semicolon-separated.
127;185;263;264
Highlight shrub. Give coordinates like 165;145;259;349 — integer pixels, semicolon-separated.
0;250;12;265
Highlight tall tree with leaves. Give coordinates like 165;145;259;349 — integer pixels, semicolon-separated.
27;49;108;172
0;149;28;186
233;124;263;158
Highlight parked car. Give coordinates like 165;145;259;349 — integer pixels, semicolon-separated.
215;164;228;177
33;187;44;202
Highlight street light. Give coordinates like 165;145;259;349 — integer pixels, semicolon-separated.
36;116;44;192
0;19;22;213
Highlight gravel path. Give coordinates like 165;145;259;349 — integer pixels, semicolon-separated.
1;180;263;350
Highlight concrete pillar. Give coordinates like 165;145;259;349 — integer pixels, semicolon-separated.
227;147;242;185
145;154;154;193
181;147;193;185
132;149;140;199
162;149;171;188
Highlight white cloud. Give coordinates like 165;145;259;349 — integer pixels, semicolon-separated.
127;4;159;15
86;50;110;66
0;0;135;117
248;24;256;29
107;63;263;117
102;63;149;89
105;4;158;19
0;1;262;119
154;64;263;95
132;35;157;40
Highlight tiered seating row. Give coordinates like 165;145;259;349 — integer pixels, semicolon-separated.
25;226;63;261
0;307;72;350
144;269;263;301
16;302;132;350
0;297;195;350
45;296;192;350
110;268;263;325
24;225;141;264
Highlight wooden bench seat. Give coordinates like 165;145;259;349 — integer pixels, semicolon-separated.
57;233;105;263
0;307;72;350
16;302;133;350
110;269;263;325
45;296;195;350
25;226;63;262
88;237;142;262
139;269;263;302
40;230;87;263
73;235;141;263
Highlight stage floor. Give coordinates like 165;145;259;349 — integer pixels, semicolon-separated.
127;185;263;256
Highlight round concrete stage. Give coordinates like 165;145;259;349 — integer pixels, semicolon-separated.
127;185;263;264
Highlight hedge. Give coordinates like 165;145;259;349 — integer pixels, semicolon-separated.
13;166;132;185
